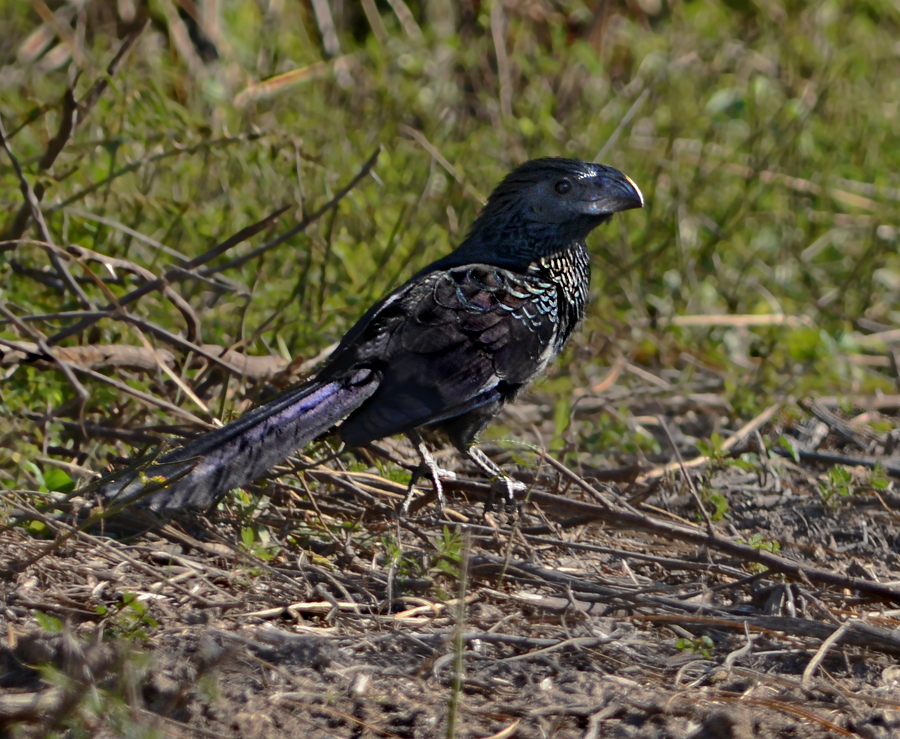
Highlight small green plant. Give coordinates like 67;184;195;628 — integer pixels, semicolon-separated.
19;461;75;495
676;635;714;658
381;527;464;602
778;436;801;464
380;533;428;582
552;396;572;448
728;452;761;473
240;524;280;561
866;462;891;492
698;485;730;522
432;526;463;580
100;593;159;640
33;611;64;633
737;534;782;573
23;518;52;539
32;633;163;738
696;433;727;467
579;409;662;457
745;534;781;555
818;465;855;509
137;471;168;487
375;460;413;486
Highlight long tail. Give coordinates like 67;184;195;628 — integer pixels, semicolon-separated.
100;368;378;512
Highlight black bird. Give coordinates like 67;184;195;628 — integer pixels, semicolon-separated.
101;158;643;513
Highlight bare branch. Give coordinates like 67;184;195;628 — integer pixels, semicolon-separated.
0;114;93;309
200;147;381;275
0;305;88;400
44;205;291;346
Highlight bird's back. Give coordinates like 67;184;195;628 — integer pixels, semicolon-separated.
326;240;591;451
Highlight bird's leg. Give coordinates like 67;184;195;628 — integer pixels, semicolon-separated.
466;445;527;513
400;432;456;516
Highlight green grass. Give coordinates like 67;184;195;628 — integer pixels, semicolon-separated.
1;0;899;492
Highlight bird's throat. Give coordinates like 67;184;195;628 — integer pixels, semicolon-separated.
535;240;591;343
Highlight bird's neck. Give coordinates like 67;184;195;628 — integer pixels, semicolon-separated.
443;213;581;272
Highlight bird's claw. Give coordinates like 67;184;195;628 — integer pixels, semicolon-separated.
431;465;458;481
484;477;526;521
465;445;526;520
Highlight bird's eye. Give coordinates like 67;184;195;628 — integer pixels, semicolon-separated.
555;180;571;194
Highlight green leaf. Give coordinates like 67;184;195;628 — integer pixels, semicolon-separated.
779;436;800;464
34;611;64;633
43;468;75;493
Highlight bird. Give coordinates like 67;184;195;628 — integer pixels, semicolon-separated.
99;158;643;514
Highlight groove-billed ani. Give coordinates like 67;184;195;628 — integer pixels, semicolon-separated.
100;158;643;512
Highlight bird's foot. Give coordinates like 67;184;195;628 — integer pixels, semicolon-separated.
399;437;456;516
467;446;526;520
484;476;526;521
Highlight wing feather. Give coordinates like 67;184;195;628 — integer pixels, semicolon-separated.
337;264;559;445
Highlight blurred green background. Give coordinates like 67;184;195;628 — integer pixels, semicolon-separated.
1;0;899;494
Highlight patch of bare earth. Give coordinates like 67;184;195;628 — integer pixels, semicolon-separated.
3;396;900;738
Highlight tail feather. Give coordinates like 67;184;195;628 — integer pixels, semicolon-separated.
102;368;378;512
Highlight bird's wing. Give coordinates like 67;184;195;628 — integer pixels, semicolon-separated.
336;263;559;446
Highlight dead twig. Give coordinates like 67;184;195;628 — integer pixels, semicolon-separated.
39;21;148;171
0;340;174;372
518;458;900;604
658;414;714;534
200;147;381;276
66;242;201;341
771;445;900;477
44;204;290;346
638;402;781;481
0;306;88;401
0;115;92;309
19;411;160;445
802;618;855;688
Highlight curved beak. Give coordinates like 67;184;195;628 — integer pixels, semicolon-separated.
585;170;644;215
622;175;644;209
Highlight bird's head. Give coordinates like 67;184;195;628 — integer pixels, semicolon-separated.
488;158;643;226
446;158;643;270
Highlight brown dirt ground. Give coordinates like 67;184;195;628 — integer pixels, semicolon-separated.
3;389;900;739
